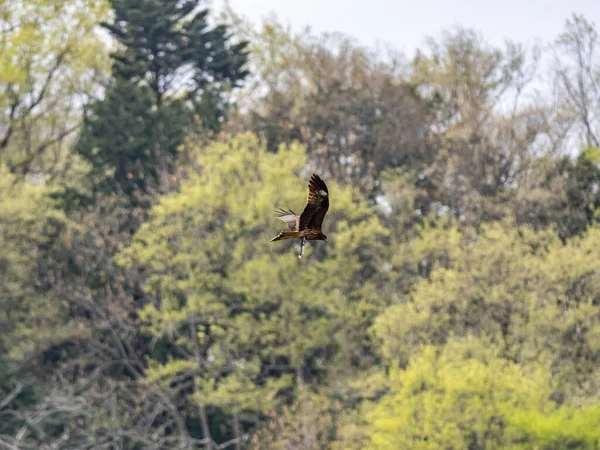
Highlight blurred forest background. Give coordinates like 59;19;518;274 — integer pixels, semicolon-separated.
2;0;600;448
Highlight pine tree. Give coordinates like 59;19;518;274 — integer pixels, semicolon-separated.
103;0;249;107
75;0;249;206
76;81;187;202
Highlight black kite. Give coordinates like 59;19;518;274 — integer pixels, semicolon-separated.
270;174;330;259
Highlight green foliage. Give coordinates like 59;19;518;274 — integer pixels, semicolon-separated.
224;13;431;188
0;165;60;358
360;341;600;450
118;133;390;442
517;147;600;239
74;0;250;207
510;403;600;449
76;80;187;200
249;392;342;449
409;28;548;226
104;0;249;106
0;0;111;176
6;4;600;448
377;220;600;400
0;166;92;446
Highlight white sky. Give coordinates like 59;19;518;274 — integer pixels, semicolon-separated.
216;0;600;56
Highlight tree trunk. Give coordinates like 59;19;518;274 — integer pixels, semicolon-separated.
199;405;213;450
233;411;241;450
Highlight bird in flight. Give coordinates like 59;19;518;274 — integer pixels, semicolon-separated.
270;173;330;259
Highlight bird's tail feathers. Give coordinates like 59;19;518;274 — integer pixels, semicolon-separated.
270;230;302;242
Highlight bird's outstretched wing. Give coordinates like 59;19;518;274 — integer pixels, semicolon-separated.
298;174;329;231
274;208;299;231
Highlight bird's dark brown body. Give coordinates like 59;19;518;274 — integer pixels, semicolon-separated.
301;229;328;241
270;174;330;258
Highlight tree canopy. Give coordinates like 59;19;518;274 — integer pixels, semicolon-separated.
3;3;600;449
